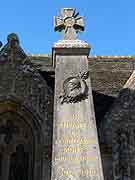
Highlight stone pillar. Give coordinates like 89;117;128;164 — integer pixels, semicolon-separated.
51;8;104;180
1;154;10;180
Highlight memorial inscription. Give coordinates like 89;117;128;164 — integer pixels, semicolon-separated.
54;114;98;177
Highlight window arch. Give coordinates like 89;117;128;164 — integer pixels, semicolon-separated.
0;99;43;180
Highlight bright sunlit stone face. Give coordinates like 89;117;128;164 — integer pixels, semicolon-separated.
54;8;84;40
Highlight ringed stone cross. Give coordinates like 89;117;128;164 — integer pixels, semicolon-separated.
54;8;84;40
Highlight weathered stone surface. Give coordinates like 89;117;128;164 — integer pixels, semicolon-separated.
0;34;53;180
100;71;135;180
52;9;104;180
52;54;104;180
54;8;84;40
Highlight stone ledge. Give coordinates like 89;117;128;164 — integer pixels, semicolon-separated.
53;39;90;48
28;54;135;61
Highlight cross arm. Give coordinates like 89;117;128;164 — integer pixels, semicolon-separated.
74;16;85;32
54;17;64;32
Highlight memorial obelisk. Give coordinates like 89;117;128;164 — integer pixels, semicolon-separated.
51;8;104;180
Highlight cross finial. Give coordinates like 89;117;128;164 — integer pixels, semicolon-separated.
54;8;84;40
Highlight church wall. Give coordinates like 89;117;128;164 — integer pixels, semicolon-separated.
0;60;53;180
100;87;135;179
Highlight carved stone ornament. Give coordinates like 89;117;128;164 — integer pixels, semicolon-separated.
0;33;26;63
113;128;134;180
0;120;19;144
54;8;84;40
59;71;89;104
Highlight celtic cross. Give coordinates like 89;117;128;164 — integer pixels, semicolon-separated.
54;8;84;40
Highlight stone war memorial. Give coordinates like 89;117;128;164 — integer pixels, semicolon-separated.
0;7;135;180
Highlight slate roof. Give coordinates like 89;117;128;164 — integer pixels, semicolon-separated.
29;54;134;97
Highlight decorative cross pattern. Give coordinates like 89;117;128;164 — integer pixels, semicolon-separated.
54;8;84;40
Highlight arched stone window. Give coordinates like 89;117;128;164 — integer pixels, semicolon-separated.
0;100;43;180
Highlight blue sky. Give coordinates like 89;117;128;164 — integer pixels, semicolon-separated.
0;0;135;56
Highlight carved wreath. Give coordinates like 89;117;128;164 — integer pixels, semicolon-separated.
59;71;89;104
